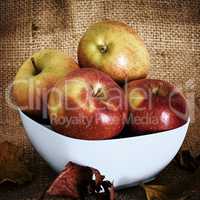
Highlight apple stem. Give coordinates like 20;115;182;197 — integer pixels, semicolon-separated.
92;87;104;98
98;45;108;54
152;85;161;96
155;85;161;96
31;57;40;74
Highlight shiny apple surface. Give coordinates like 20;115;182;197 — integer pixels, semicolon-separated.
127;79;189;134
13;49;79;119
78;21;150;82
48;68;127;140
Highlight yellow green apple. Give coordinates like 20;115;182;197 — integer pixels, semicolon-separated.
13;49;79;119
78;21;150;83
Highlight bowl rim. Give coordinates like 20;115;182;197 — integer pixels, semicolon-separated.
18;108;190;143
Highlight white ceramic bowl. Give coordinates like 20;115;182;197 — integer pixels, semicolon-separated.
19;109;190;189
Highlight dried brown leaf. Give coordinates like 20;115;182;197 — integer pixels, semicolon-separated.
175;150;200;172
175;168;200;200
98;181;115;200
47;162;115;200
97;186;115;200
141;184;168;200
47;162;93;198
140;151;200;200
0;141;32;185
92;168;105;189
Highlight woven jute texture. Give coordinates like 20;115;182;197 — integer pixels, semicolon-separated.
0;0;200;199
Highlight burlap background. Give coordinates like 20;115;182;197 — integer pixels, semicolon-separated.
0;0;200;199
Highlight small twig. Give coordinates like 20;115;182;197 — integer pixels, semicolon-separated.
31;57;40;74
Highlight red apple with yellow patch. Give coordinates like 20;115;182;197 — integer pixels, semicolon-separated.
127;79;189;134
48;68;127;140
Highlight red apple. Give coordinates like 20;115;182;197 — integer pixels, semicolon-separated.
126;79;189;134
48;68;127;140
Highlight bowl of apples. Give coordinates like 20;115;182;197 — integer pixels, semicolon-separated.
13;21;189;189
